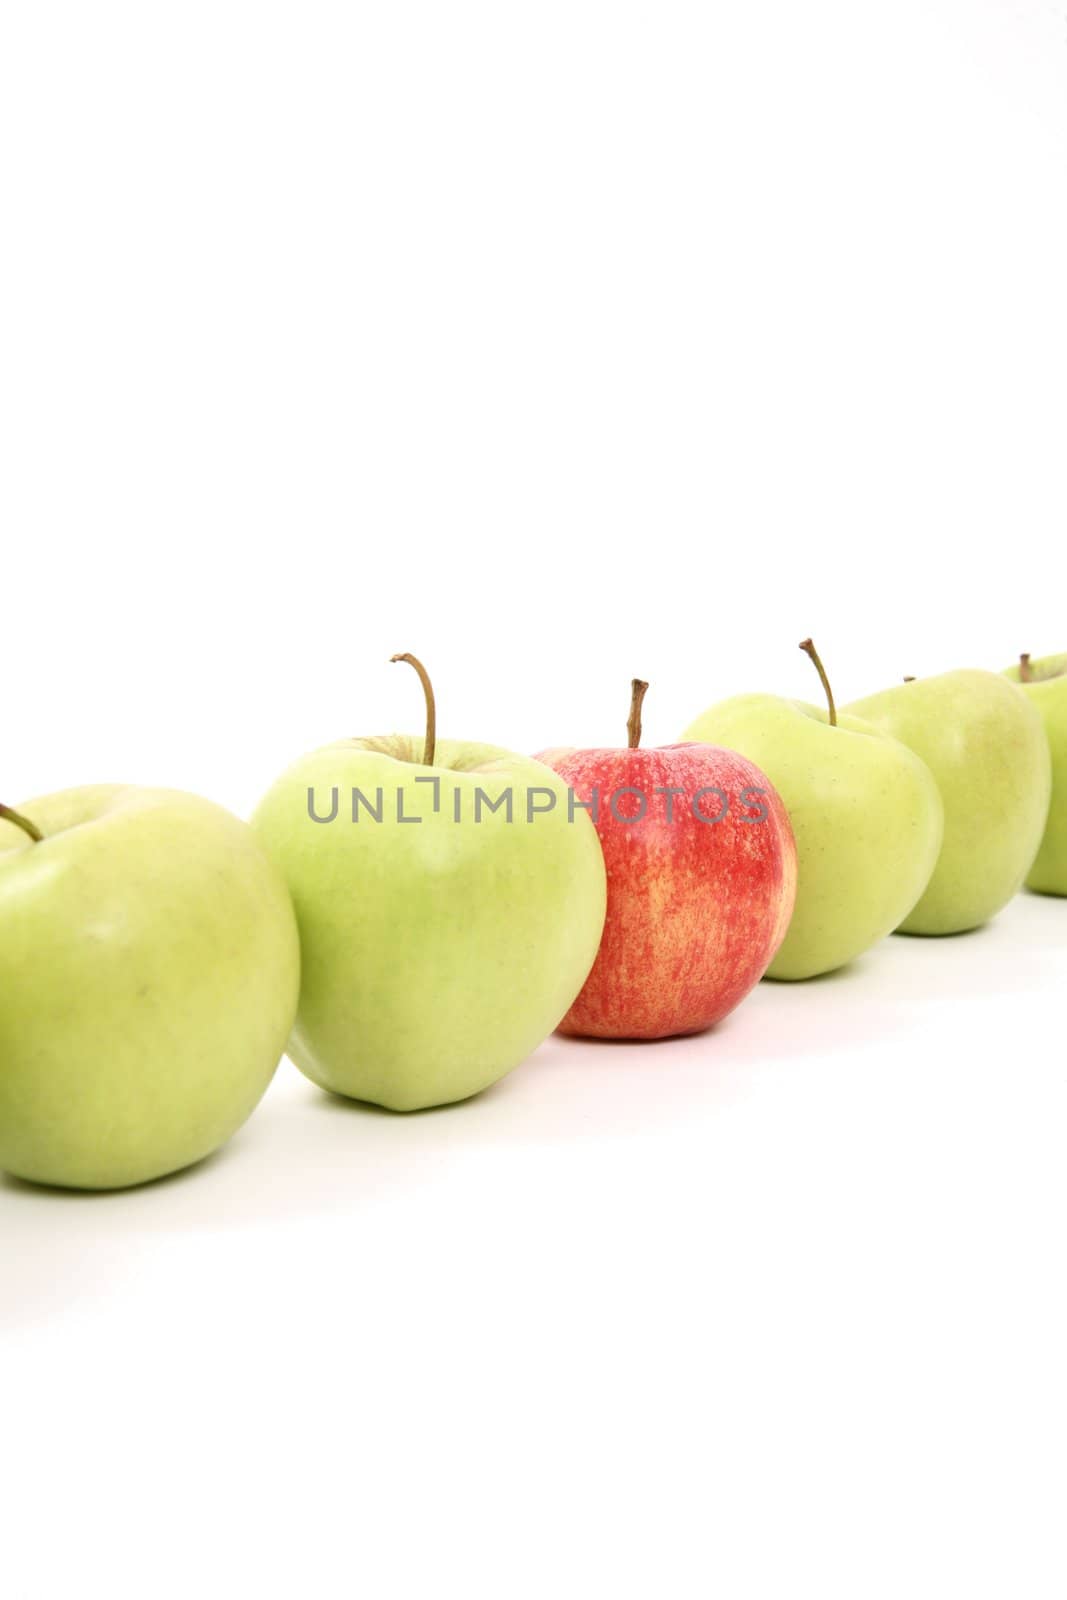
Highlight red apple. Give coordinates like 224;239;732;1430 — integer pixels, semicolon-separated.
537;680;797;1040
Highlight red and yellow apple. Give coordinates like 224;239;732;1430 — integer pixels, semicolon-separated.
537;680;796;1040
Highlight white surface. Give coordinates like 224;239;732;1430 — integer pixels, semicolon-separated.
4;896;1066;1596
3;2;1066;1595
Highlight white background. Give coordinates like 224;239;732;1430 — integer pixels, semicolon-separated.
2;2;1065;1595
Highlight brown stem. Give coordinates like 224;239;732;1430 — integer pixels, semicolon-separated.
627;679;649;749
390;653;437;766
903;675;916;683
1019;653;1033;684
799;638;837;727
0;803;43;844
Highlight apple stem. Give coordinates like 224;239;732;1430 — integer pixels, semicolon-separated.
799;638;837;727
903;675;916;683
390;652;437;766
0;803;43;844
1019;652;1033;683
627;678;649;749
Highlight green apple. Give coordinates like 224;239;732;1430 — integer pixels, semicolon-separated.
252;654;607;1111
846;669;1051;933
681;641;944;980
1001;652;1067;895
0;786;300;1190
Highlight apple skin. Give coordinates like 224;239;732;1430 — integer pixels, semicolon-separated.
680;698;944;980
0;786;300;1191
252;736;607;1110
1003;652;1067;896
846;670;1051;934
534;742;796;1039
